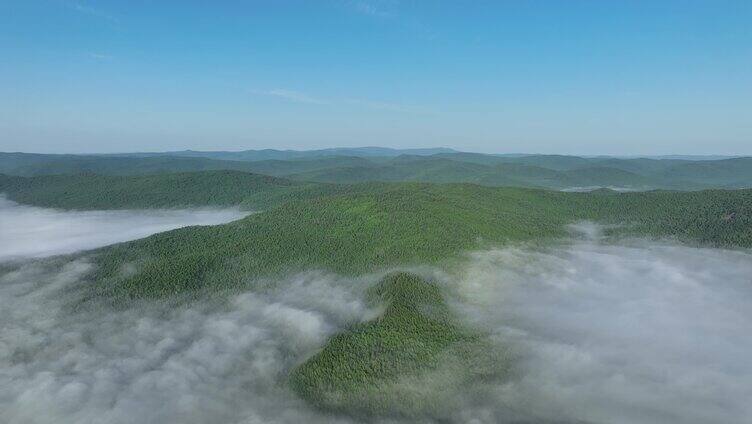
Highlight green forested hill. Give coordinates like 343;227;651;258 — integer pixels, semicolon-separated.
287;158;508;185
657;157;752;185
0;171;329;209
3;166;750;305
287;159;660;190
74;179;752;302
0;153;272;176
289;272;501;417
292;155;752;189
87;183;574;300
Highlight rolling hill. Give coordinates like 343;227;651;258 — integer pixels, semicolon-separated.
0;153;269;176
0;171;331;210
27;173;740;303
97;147;459;161
4;151;750;190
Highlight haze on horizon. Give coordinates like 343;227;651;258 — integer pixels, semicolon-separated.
1;1;750;156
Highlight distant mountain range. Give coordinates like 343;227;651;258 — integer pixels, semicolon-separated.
1;149;750;191
102;147;459;161
95;148;743;162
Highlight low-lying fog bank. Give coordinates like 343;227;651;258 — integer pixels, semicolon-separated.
0;196;248;261
0;261;377;424
455;227;752;424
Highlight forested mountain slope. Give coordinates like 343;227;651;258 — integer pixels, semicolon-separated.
290;271;502;417
0;171;324;209
71;181;752;302
0;153;272;176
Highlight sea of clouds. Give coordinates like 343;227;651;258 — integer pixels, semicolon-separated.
0;198;389;424
452;225;752;424
1;198;750;424
0;199;381;423
0;260;377;424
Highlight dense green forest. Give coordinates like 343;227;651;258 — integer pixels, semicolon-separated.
0;171;339;210
290;272;503;417
51;174;747;304
4;169;749;306
0;153;268;176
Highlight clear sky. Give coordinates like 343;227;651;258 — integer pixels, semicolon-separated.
1;0;750;155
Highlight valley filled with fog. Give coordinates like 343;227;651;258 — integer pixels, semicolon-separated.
453;226;752;423
1;204;750;423
0;196;248;261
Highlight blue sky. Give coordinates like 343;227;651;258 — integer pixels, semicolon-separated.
1;0;750;154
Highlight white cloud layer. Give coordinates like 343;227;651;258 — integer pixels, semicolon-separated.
0;197;247;261
1;202;750;423
0;261;377;424
453;230;752;423
0;202;383;423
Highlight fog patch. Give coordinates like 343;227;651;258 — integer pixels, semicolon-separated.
453;233;752;424
0;261;386;424
0;196;248;261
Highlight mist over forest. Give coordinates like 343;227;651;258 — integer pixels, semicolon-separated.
3;1;752;421
0;196;247;260
1;197;750;423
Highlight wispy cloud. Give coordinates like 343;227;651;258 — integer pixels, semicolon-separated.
351;1;393;17
89;52;113;60
263;89;330;105
71;2;118;24
345;1;437;41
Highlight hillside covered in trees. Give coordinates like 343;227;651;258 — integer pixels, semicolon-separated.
20;172;738;303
